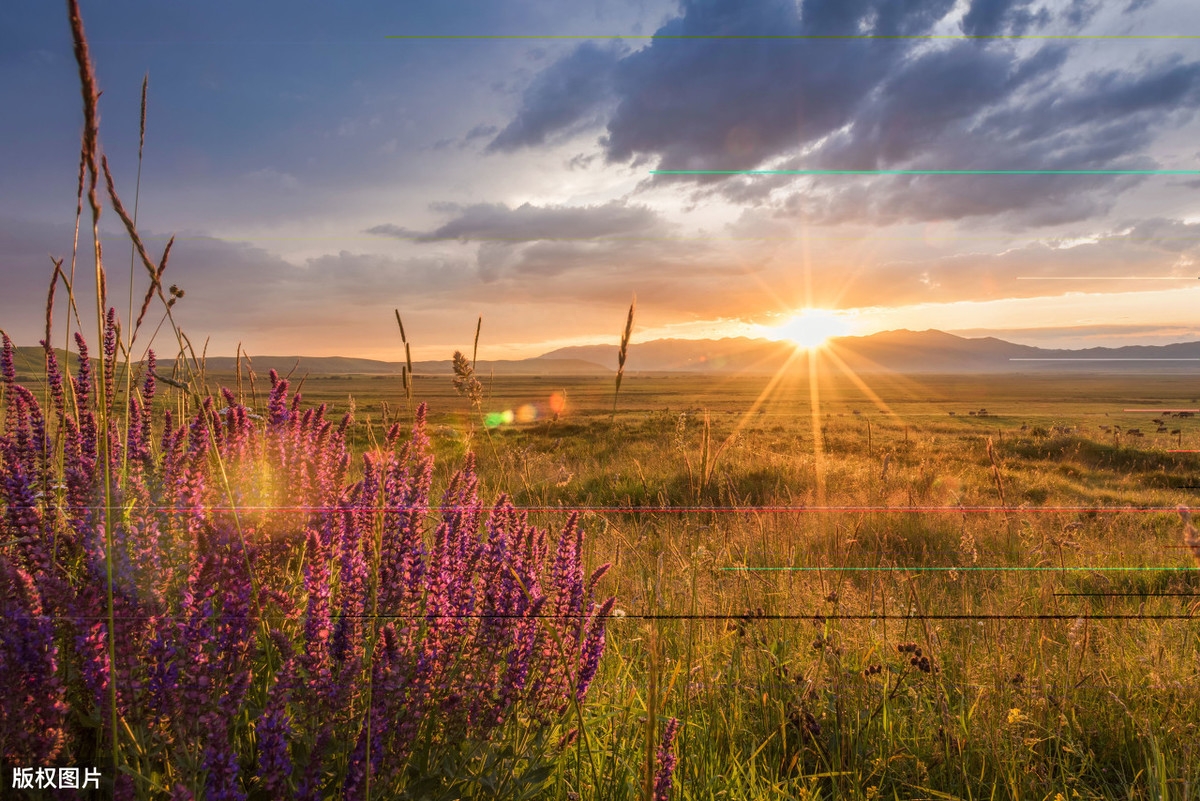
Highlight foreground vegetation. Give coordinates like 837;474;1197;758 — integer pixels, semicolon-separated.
307;369;1200;800
9;345;1200;798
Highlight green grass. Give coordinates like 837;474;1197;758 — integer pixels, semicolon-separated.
86;367;1199;799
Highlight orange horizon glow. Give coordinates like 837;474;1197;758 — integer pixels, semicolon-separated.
758;308;855;351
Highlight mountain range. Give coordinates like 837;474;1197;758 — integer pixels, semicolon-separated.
9;330;1200;377
538;329;1200;374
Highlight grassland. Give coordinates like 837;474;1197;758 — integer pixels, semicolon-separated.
434;369;1200;800
60;365;1199;798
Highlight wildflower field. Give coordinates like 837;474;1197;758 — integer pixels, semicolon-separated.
3;3;1200;800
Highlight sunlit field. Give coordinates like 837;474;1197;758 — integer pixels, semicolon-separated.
10;348;1200;797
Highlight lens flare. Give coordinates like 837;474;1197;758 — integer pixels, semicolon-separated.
482;393;566;428
765;308;852;350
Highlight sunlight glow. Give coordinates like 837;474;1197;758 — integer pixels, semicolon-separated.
762;308;853;350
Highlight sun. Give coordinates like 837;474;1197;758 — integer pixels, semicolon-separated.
763;308;852;350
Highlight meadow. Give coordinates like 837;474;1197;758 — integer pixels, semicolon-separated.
3;3;1200;798
363;369;1200;800
12;350;1200;798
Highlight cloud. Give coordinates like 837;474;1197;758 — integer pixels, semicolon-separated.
0;217;478;348
244;168;300;191
826;220;1200;308
1124;217;1200;252
960;0;1050;37
487;42;624;153
364;200;780;313
600;0;953;174
366;200;664;243
767;46;1200;225
487;0;1200;225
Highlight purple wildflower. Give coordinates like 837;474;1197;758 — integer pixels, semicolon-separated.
576;595;615;702
0;556;67;764
653;717;680;801
256;702;294;797
0;332;14;386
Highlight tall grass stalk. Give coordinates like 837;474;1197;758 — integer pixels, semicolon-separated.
395;309;413;404
986;437;1014;551
613;297;635;424
472;314;482;370
66;0;121;779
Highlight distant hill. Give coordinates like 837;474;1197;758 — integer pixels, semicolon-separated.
4;347;610;380
7;346;75;376
156;356;611;377
8;330;1200;379
540;330;1200;374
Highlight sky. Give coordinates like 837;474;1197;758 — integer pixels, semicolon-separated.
4;0;1200;360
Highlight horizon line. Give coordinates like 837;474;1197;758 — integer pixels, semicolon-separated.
9;327;1200;362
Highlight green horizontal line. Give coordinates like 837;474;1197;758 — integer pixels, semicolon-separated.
386;35;1200;40
721;566;1195;571
651;169;1200;176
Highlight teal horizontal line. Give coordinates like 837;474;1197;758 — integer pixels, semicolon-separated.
721;566;1194;571
651;169;1200;176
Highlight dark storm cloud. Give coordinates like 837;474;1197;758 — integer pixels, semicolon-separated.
960;0;1050;37
601;0;959;173
491;0;1200;224
785;52;1200;226
366;200;664;243
487;42;625;153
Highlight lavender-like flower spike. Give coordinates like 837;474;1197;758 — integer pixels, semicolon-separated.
255;703;294;797
202;725;247;801
41;340;68;424
0;556;67;764
653;717;681;801
103;307;119;408
0;331;14;386
576;595;614;702
267;370;289;426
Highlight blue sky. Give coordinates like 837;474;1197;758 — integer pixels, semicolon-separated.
4;0;1200;359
